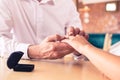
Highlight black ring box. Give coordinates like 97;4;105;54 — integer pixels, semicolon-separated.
7;51;34;72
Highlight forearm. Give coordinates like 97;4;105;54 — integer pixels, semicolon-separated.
82;44;120;80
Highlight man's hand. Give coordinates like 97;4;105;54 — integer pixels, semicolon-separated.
28;34;74;59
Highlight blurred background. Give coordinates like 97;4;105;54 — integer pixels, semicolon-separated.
73;0;120;33
73;0;120;49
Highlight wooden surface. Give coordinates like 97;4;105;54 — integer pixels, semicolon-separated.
0;57;110;80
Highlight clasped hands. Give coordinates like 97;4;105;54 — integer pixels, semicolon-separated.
28;27;88;59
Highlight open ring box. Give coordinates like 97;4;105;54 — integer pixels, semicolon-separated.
7;51;34;72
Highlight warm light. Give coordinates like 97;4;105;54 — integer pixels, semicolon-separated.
106;3;117;11
83;12;90;24
79;6;90;12
84;18;89;23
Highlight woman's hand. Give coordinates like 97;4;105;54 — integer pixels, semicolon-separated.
62;35;91;55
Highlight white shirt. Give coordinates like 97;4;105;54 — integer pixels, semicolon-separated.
0;0;82;58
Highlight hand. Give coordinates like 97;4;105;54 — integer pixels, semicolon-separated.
28;34;74;59
65;27;89;56
62;35;91;55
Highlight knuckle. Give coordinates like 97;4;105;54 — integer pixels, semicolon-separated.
51;45;56;51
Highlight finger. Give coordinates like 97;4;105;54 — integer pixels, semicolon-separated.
75;27;80;35
62;39;69;44
62;36;75;43
66;27;75;36
79;30;85;36
51;53;64;59
84;34;89;40
77;30;89;40
45;34;65;42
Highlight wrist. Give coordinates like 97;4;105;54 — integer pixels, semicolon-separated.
27;45;40;59
81;44;93;56
27;45;34;59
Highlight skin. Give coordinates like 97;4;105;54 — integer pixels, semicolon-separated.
63;35;120;80
66;27;89;56
28;34;74;59
28;27;88;59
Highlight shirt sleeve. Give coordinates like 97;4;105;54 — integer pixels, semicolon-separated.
66;0;83;30
0;0;30;59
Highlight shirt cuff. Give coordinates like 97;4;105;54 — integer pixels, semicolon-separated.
15;43;31;59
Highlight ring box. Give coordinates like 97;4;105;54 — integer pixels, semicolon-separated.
7;51;34;72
